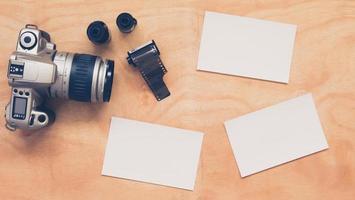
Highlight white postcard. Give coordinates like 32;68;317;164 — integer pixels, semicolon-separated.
225;94;328;177
102;117;204;190
198;11;297;83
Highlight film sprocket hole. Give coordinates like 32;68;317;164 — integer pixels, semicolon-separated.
127;40;170;101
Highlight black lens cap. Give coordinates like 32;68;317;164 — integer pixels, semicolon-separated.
87;21;110;44
116;13;137;33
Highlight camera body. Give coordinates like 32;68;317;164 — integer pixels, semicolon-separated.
5;25;114;131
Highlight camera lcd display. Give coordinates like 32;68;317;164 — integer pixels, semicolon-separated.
13;97;27;115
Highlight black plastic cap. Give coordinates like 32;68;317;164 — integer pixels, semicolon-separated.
87;21;110;44
116;12;137;33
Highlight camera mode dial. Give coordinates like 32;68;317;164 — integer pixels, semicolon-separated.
19;31;37;50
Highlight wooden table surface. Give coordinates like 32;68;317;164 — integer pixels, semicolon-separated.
0;0;354;199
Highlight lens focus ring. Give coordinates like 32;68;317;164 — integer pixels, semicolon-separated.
69;54;96;102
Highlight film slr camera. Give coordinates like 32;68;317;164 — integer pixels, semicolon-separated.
5;25;114;131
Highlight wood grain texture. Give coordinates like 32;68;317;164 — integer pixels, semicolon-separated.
0;0;354;199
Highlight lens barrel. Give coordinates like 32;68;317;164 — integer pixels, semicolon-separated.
69;54;96;102
51;53;114;103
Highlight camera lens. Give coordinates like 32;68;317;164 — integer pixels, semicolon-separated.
103;60;114;102
69;54;114;102
51;53;114;103
69;54;96;102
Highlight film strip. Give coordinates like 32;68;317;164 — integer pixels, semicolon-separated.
127;40;170;101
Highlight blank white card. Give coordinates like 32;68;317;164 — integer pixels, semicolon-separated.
198;11;297;83
225;94;328;177
102;117;204;190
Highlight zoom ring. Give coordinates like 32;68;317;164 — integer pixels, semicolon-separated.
69;54;96;102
